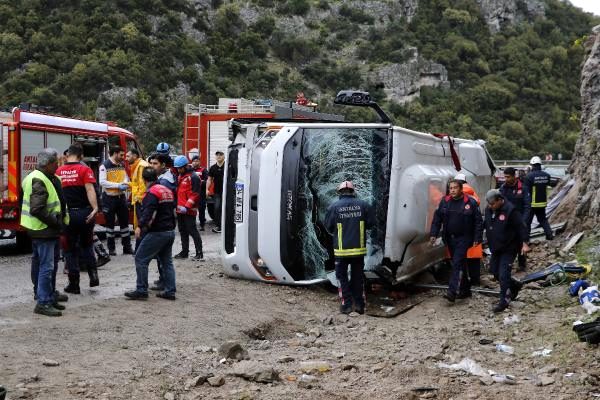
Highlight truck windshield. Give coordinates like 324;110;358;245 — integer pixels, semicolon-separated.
281;127;391;280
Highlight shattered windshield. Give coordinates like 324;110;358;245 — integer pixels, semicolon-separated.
296;127;391;279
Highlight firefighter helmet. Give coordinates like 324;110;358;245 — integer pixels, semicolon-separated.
337;181;355;192
156;142;171;154
530;156;542;165
174;155;189;168
454;173;467;183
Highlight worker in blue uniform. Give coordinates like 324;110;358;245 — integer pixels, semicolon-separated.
430;179;483;303
325;181;375;315
483;189;530;313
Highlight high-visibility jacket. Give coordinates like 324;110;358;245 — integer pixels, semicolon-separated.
21;169;69;232
130;158;149;205
325;194;375;258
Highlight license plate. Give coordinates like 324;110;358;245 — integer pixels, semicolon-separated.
234;183;244;223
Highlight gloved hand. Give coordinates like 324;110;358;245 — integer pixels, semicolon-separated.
118;183;129;191
177;206;187;214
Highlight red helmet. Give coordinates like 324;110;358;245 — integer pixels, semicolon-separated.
337;181;355;192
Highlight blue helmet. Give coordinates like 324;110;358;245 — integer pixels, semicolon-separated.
156;142;170;154
174;155;189;168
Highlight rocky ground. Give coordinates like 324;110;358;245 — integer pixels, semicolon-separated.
0;227;599;400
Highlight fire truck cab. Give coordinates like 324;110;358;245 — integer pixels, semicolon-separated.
0;107;142;249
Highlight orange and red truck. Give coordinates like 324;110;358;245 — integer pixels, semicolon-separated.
0;106;142;249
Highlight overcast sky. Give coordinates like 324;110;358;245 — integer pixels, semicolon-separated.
568;0;600;16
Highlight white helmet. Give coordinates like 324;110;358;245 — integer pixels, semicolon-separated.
530;156;542;165
454;173;467;182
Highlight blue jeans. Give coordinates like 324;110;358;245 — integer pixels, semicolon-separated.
31;238;59;305
134;231;176;295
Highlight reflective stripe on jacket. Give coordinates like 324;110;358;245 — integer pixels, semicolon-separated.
325;194;375;258
524;168;550;208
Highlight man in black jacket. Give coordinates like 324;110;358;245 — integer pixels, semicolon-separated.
124;167;177;301
484;189;530;313
499;167;531;271
325;181;375;314
430;179;483;302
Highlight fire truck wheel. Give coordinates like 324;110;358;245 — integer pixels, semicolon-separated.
15;232;32;253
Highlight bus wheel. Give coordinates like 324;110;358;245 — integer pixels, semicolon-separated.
15;231;32;253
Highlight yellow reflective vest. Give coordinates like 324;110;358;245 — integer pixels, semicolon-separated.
20;169;69;230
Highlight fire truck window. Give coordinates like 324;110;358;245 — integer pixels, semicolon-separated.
108;135;121;149
126;138;141;155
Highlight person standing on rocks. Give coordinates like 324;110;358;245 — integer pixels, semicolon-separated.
499;167;531;271
21;148;70;316
125;167;177;301
325;181;375;314
523;156;554;240
483;189;529;313
430;179;483;303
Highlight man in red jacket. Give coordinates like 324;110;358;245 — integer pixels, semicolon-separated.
173;156;203;261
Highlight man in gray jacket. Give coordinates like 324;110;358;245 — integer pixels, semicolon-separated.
20;148;69;316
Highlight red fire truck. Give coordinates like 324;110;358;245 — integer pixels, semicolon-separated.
0;107;142;249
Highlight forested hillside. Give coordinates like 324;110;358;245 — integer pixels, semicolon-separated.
0;0;598;158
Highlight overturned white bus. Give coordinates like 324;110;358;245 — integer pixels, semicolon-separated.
220;91;495;285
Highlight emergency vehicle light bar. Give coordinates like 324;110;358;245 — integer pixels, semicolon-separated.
18;111;109;133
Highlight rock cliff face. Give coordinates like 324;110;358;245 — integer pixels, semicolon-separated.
555;25;600;229
476;0;546;33
370;49;449;104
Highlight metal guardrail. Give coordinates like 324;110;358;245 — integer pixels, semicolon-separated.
495;160;571;168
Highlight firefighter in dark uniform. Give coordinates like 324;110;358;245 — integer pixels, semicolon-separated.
325;181;375;315
484;189;530;313
523;156;553;240
430;179;483;302
56;143;100;294
499;167;531;271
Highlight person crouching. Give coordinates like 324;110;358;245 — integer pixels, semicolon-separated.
125;167;177;301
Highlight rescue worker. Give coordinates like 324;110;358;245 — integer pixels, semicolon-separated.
523;156;554;240
453;173;482;287
484;189;529;312
21;148;69;316
191;155;208;231
325;181;375;314
99;145;133;256
430;179;483;302
174;155;204;260
56;143;99;294
499;167;531;271
206;151;225;233
125;167;177;300
147;152;177;291
127;148;149;232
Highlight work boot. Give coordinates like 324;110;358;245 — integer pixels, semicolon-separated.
34;304;62;317
96;255;111;268
54;291;68;302
340;304;352;314
192;253;204;261
174;252;188;259
200;225;205;232
52;302;66;311
88;266;100;287
108;249;117;257
355;306;365;315
443;292;456;303
64;274;81;294
124;290;148;300
123;246;134;255
456;291;472;299
510;279;523;301
156;292;176;300
150;284;164;291
493;302;509;313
